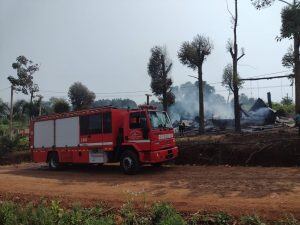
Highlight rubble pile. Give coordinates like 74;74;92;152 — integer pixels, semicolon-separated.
173;98;295;135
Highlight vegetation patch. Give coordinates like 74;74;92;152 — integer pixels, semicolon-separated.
0;201;298;225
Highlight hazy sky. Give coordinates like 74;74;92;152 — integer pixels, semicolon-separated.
0;0;294;104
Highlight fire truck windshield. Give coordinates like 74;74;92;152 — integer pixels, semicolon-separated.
148;111;172;129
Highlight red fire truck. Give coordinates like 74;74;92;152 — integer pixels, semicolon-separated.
30;106;178;174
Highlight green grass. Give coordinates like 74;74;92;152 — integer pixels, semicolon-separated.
272;102;295;116
0;201;298;225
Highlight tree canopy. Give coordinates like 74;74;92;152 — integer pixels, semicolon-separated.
50;98;70;113
280;5;300;39
282;45;294;70
178;35;213;70
93;98;137;109
0;99;9;118
7;56;39;96
148;46;174;111
178;34;213;133
68;82;96;110
222;64;243;93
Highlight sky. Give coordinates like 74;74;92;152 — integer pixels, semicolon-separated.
0;0;294;105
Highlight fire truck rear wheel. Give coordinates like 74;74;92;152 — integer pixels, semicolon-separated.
48;152;60;170
120;151;140;175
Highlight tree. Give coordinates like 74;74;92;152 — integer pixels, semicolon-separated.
68;82;96;110
222;64;244;102
178;35;213;134
251;0;300;114
50;98;70;113
282;45;294;70
7;56;40;117
281;94;294;105
226;0;245;132
0;99;9;118
282;46;295;84
12;99;29;121
148;46;175;112
93;98;137;109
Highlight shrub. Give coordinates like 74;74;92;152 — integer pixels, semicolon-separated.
188;212;232;225
274;215;300;225
120;201;150;225
0;201;115;225
152;203;186;225
0;202;18;225
240;215;266;225
0;200;298;225
0;136;15;157
0;134;29;157
272;102;295;116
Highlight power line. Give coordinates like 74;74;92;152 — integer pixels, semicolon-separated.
40;90;150;95
0;70;294;98
240;74;294;81
241;70;292;79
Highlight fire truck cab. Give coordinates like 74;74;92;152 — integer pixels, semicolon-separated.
30;106;178;174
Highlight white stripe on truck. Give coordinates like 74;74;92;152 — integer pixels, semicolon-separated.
80;142;113;146
128;140;150;143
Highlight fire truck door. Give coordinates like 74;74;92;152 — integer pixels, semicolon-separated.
79;113;103;148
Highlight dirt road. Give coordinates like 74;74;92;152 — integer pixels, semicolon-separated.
0;163;299;218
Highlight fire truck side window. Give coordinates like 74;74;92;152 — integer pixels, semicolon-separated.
80;114;102;135
130;112;146;129
103;112;112;133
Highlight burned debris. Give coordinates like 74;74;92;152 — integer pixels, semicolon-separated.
174;97;293;135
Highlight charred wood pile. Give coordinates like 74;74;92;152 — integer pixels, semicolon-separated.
173;98;294;136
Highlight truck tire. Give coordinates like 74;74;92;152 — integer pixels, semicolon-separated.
48;152;60;170
120;150;140;175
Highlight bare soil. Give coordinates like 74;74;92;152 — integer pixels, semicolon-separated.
0;163;299;219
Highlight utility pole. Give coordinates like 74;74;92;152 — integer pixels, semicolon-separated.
145;94;152;105
38;95;43;116
9;85;14;140
267;92;272;108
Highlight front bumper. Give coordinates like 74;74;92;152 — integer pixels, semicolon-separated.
139;146;179;163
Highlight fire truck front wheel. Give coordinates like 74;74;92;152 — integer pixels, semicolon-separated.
48;152;60;170
120;150;140;175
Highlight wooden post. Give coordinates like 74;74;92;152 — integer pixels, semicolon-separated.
145;94;152;105
267;92;272;108
9;85;14;140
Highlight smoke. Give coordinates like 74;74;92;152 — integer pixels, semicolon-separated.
242;107;276;126
169;81;233;122
168;81;276;127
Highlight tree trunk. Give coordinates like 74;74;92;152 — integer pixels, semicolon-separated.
198;65;205;134
161;54;168;112
232;0;241;132
9;85;14;140
30;92;33;119
294;34;300;114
